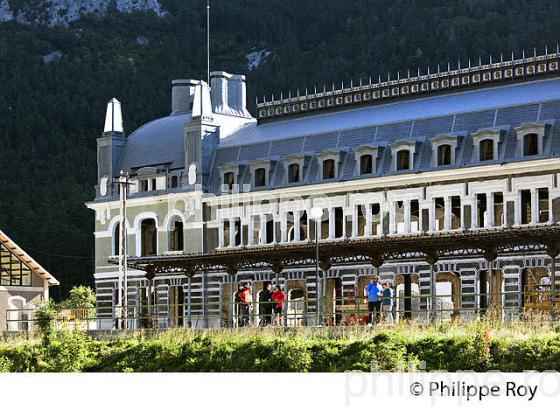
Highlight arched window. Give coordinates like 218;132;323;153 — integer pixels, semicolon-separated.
223;172;234;191
523;133;539;156
141;219;157;256
479;139;494;161
437;144;452;166
288;163;300;183
113;222;121;256
396;150;411;170
359;154;373;175
254;168;266;187
322;159;335;179
169;217;184;251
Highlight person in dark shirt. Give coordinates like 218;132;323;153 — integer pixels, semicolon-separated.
259;282;273;326
381;282;394;326
234;285;244;327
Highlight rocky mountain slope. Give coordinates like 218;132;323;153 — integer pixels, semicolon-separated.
0;0;164;26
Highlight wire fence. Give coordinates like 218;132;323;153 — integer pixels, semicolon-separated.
5;287;560;331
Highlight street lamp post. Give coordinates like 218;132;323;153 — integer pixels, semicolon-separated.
310;206;324;326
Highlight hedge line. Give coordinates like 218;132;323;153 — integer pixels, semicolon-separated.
1;331;560;372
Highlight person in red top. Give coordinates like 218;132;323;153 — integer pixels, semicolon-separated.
240;282;253;326
271;285;286;326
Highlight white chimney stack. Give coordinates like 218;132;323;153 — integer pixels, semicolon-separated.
210;71;251;118
172;79;199;113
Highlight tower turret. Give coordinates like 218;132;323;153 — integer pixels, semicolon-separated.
97;98;125;198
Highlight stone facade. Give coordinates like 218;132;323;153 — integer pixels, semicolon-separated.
88;59;560;329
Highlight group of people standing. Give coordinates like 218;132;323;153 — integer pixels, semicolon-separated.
364;276;394;326
234;282;285;327
234;276;393;327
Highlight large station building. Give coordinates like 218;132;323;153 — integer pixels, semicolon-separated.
87;51;560;328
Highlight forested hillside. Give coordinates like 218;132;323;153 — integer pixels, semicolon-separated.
1;0;560;298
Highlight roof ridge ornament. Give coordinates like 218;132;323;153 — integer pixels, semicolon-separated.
256;46;560;121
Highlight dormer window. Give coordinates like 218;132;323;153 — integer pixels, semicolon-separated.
479;139;494;161
515;123;548;158
523;133;539;156
282;154;309;185
472;129;503;163
137;167;160;192
437;144;452;166
254;168;266;187
288;163;300;183
170;175;179;188
390;140;417;171
430;134;461;167
360;154;373;174
396;150;411;170
249;159;274;189
141;178;156;192
223;172;234;190
218;163;241;193
323;159;336;179
316;150;343;181
353;145;381;176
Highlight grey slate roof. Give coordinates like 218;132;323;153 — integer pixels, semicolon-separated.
207;78;560;193
116;77;560;194
117;112;190;174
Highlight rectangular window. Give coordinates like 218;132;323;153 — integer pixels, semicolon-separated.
437;144;452;166
396;150;411;170
360;155;373;175
234;220;241;246
476;193;487;227
223;220;230;247
141;179;149;192
493;192;504;227
323;159;335;179
451;196;461;229
288;163;300;183
252;215;261;245
320;209;329;240
371;204;381;235
523;134;539;156
254;168;266;187
334;207;344;238
299;211;308;241
435;197;445;231
520;189;531;225
411;200;420;232
395;201;405;233
357;205;366;236
265;217;274;244
538;188;549;223
287;212;295;242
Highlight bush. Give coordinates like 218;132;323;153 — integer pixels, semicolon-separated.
34;299;58;345
2;327;560;372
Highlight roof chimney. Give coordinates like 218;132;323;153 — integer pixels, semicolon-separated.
210;71;251;118
171;79;199;113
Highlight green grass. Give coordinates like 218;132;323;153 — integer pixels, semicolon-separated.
1;321;560;372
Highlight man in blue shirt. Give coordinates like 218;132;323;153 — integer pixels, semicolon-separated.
364;276;383;326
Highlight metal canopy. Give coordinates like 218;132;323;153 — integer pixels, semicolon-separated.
112;225;560;276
